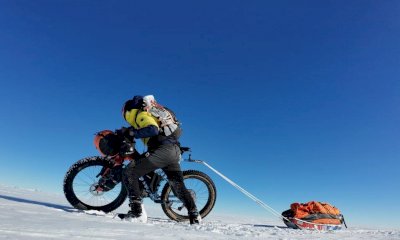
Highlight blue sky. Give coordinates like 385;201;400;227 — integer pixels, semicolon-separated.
0;1;399;228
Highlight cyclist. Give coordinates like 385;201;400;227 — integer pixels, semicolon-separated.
117;95;201;224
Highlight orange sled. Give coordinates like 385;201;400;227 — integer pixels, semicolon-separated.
282;201;347;230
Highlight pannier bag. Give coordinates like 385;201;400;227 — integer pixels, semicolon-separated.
282;201;347;230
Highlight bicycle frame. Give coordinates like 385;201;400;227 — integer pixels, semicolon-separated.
101;150;201;205
138;151;203;205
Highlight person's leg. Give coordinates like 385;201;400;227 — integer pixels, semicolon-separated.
122;144;178;218
123;158;157;202
164;170;198;214
121;158;157;220
163;146;201;224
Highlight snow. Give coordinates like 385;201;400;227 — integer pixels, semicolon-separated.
0;184;399;240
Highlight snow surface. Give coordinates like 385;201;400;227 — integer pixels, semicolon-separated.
0;184;399;240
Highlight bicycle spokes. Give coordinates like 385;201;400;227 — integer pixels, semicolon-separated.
166;178;210;212
72;165;122;207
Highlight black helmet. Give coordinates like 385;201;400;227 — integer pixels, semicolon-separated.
121;95;143;119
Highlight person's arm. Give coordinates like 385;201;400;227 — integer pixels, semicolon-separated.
132;125;159;138
115;125;159;140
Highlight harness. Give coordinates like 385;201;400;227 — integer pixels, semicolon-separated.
142;95;180;137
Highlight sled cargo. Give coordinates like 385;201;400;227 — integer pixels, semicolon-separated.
282;201;347;230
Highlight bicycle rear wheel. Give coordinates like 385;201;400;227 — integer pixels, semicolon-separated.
161;170;217;221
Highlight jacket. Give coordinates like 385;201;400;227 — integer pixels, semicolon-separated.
125;108;180;148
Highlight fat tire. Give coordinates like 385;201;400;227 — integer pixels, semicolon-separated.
63;156;128;212
161;170;217;221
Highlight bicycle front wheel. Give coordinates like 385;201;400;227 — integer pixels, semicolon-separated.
63;156;128;212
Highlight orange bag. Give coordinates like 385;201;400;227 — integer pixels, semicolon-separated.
283;201;344;225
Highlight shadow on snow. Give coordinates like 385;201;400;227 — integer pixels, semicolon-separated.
0;194;76;213
0;194;288;229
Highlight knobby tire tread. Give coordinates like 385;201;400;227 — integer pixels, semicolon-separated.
63;156;128;213
160;170;217;222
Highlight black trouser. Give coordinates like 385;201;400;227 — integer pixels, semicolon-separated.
122;144;197;213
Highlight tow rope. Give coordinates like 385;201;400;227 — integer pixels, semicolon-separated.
185;157;291;224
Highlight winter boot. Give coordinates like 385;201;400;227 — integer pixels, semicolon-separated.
189;211;202;225
119;197;147;223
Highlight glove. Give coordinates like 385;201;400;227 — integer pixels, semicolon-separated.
115;127;135;140
115;127;136;157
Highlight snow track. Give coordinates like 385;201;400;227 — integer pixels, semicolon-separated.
0;184;399;240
